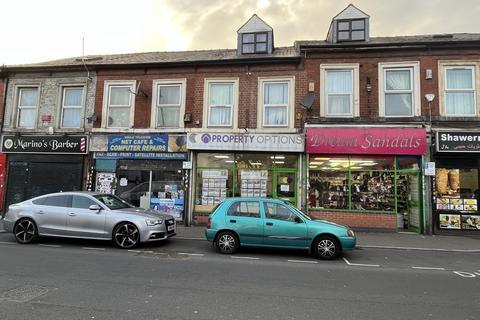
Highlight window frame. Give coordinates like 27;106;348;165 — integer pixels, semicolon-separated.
320;64;360;117
203;78;239;129
443;66;477;117
241;32;268;54
258;76;295;129
336;18;366;42
378;62;421;118
151;79;186;129
101;80;136;129
16;85;40;129
59;85;86;129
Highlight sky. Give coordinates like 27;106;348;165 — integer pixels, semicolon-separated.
1;0;479;65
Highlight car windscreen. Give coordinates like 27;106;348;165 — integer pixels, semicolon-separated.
290;205;312;220
93;194;134;210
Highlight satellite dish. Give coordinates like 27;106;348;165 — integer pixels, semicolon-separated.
300;93;315;111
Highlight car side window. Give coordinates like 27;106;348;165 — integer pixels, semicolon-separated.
32;197;46;205
72;196;97;209
42;195;71;207
264;202;296;222
227;201;260;218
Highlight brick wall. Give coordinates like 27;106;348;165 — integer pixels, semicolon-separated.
309;211;397;230
303;49;480;119
0;79;4;125
94;62;306;129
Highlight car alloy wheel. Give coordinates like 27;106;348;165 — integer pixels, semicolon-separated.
114;223;140;249
216;231;239;254
314;236;339;260
14;218;38;244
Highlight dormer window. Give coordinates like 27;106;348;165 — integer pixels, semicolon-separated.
242;32;268;54
337;19;365;42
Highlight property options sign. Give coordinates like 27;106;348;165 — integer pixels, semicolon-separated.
187;133;304;152
306;127;426;155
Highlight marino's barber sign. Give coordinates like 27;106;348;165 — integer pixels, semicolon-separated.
1;135;88;154
436;131;480;153
187;133;304;152
306;127;427;155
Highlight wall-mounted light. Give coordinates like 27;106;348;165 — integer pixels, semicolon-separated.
366;77;372;92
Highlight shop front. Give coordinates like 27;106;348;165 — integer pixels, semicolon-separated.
90;134;188;221
432;130;480;234
1;135;88;208
186;132;304;224
306;126;427;232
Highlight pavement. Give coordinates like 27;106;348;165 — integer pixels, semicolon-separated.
2;217;480;252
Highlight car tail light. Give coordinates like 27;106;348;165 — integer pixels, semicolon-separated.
206;217;211;229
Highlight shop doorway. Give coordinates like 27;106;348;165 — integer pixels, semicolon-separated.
396;172;422;233
273;170;297;206
115;160;185;221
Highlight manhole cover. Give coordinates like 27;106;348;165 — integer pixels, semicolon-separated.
1;285;50;302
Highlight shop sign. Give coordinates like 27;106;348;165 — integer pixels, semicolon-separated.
94;152;187;160
436;131;480;153
187;133;304;152
1;135;88;154
95;134;188;160
424;162;436;176
306;128;426;155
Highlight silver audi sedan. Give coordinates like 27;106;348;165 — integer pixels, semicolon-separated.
3;191;176;248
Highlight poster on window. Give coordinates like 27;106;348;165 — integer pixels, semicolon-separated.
96;173;116;194
201;170;228;205
150;198;184;221
240;170;268;197
461;215;480;230
439;214;461;229
435;168;460;198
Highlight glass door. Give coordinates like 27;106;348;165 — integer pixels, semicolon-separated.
396;172;422;233
273;170;297;206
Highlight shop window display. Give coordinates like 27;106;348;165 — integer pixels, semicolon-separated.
308;155;417;214
434;165;480;231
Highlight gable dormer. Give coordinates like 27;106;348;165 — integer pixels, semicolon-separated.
327;4;370;43
237;14;274;55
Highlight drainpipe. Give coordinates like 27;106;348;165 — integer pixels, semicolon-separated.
0;68;8;216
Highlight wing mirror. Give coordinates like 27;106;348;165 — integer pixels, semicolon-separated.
89;204;102;211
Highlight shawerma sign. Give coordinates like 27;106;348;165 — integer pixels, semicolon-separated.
436;131;480;153
1;135;88;154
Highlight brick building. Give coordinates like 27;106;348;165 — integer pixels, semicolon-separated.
299;4;480;234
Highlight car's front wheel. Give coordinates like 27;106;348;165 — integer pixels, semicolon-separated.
113;222;140;249
313;236;340;260
14;218;38;244
215;231;239;254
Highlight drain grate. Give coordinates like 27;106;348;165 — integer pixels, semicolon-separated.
1;285;50;302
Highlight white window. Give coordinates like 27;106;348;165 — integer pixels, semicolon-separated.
152;79;186;128
102;81;135;128
444;66;476;116
61;87;84;128
258;77;295;129
320;64;359;117
205;80;237;127
378;62;420;117
17;87;39;128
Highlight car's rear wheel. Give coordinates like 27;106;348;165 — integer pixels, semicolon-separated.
113;222;140;249
14;218;38;244
313;236;340;260
215;231;239;254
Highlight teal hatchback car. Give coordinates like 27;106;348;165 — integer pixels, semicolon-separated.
205;198;356;260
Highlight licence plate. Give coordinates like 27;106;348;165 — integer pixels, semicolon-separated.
167;225;174;231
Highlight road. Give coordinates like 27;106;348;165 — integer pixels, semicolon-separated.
0;232;479;320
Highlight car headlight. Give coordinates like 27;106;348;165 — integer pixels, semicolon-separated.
347;229;355;237
146;219;163;226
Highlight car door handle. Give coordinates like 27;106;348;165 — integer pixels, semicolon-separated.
68;212;76;216
36;210;45;214
229;219;236;223
266;222;273;226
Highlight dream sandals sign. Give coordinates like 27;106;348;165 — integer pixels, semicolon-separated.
1;135;88;154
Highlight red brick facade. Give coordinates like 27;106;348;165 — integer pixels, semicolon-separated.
309;211;397;230
93;63;307;130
